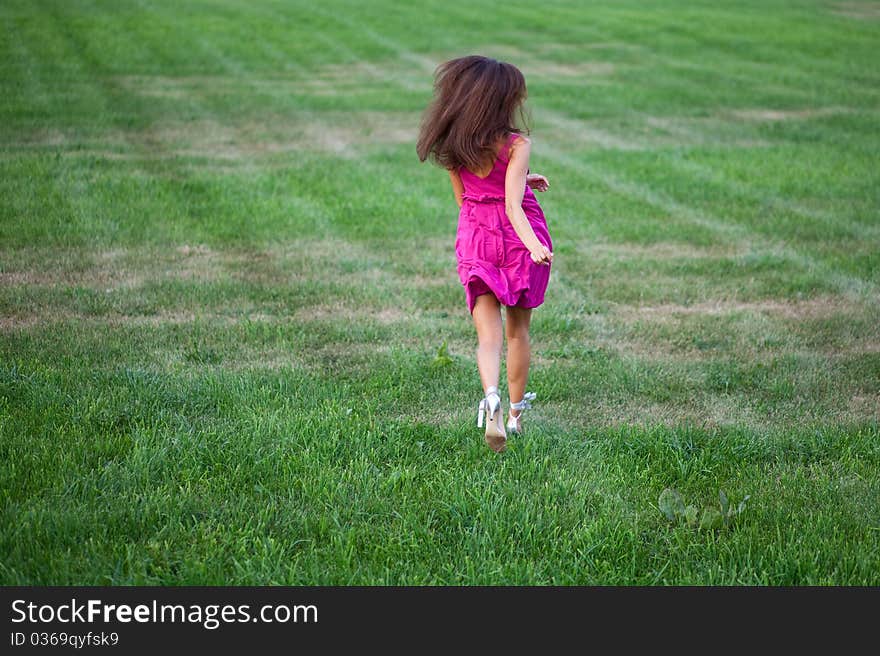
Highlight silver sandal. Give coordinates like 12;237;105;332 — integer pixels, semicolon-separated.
477;386;507;453
506;391;536;434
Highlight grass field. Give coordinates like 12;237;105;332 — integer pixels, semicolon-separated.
1;0;879;584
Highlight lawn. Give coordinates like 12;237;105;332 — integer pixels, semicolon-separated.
1;0;878;584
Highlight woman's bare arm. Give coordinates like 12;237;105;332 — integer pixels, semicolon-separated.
448;169;464;208
505;137;553;265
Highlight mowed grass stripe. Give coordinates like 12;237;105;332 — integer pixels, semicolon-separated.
433;0;880;107
536;138;877;301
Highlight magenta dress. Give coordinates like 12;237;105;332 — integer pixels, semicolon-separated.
455;133;553;314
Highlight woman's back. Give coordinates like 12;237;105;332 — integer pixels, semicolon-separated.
458;133;519;200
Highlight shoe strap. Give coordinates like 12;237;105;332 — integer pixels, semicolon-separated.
510;391;536;411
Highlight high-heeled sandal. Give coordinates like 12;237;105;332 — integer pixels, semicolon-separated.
506;392;536;434
477;386;506;453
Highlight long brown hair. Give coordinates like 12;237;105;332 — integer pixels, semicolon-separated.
416;55;528;173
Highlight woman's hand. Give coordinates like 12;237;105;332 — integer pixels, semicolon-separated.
526;173;549;192
530;243;553;266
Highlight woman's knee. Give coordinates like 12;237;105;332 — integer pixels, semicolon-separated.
477;340;503;356
505;309;531;340
477;328;503;351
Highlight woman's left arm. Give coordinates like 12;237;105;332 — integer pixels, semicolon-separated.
505;137;553;265
448;169;464;208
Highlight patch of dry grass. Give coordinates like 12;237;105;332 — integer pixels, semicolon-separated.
9;111;419;161
727;106;856;121
830;2;880;19
614;296;861;320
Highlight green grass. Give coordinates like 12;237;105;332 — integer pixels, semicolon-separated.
1;0;879;584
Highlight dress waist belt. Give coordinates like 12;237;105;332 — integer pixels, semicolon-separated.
462;193;505;204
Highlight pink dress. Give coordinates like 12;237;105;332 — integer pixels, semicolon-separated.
455;133;553;314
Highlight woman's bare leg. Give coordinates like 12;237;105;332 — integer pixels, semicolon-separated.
505;305;532;416
472;294;503;393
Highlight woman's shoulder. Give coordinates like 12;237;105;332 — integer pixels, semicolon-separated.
503;132;530;162
510;132;531;148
